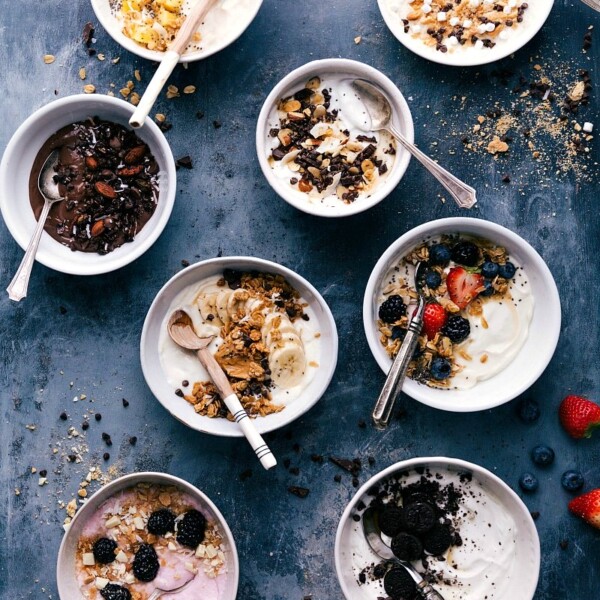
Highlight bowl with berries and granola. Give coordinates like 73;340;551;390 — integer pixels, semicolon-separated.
363;217;560;411
91;0;263;62
57;471;239;600
141;256;338;436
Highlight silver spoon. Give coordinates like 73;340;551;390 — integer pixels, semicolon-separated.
580;0;600;12
372;262;426;429
167;309;277;470
362;507;445;600
6;149;64;302
351;79;477;209
147;576;195;600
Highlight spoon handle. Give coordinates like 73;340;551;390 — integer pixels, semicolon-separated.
418;581;445;600
197;347;277;470
388;124;477;209
6;200;53;302
372;296;425;429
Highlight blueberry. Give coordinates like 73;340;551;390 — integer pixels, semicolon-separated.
519;473;539;492
531;445;555;467
391;326;406;341
517;397;540;423
498;261;517;279
561;470;584;492
481;280;495;297
430;357;452;380
428;243;451;266
425;270;442;289
481;261;499;279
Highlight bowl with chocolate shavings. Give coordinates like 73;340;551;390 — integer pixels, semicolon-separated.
140;256;338;437
256;59;413;217
363;217;561;412
335;457;540;600
0;94;176;275
378;0;554;67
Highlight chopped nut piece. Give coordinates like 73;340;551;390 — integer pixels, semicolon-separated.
43;54;55;64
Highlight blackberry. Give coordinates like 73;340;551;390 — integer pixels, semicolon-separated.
561;470;584;492
378;295;406;324
384;567;417;599
430;357;451;381
450;241;480;267
424;270;442;289
428;243;451;266
176;509;207;548
100;584;132;600
378;505;404;538
481;261;499;279
147;509;176;536
391;532;423;561
403;502;436;534
422;524;452;555
93;538;117;564
132;543;160;582
441;316;470;344
498;261;517;279
531;445;555;467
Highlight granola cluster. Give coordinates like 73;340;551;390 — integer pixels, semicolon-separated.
184;270;308;418
77;484;225;599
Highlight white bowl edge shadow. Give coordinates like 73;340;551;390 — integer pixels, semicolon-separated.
377;0;555;67
91;0;264;63
362;217;561;412
140;256;339;437
56;471;240;600
255;58;414;218
0;94;177;276
334;456;541;600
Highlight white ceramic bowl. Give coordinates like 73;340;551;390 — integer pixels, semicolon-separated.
56;471;239;600
256;58;414;218
378;0;554;67
141;256;338;437
335;457;540;600
0;95;176;276
363;217;561;411
91;0;263;62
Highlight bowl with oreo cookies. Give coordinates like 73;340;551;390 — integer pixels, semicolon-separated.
0;94;176;276
335;457;540;600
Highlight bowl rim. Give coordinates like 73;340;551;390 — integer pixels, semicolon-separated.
334;456;541;600
255;58;414;218
90;0;264;63
377;0;555;67
362;217;561;411
0;94;177;276
56;470;240;600
140;255;339;437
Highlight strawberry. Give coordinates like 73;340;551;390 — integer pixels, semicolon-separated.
568;489;600;529
559;395;600;439
422;303;447;340
446;267;485;310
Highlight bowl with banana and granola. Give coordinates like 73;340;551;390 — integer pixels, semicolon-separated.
363;218;561;411
57;472;239;600
141;257;338;436
91;0;263;62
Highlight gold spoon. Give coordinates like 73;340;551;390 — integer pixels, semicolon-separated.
167;309;277;470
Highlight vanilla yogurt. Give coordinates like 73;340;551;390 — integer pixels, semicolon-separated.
159;275;322;407
344;469;520;600
266;73;397;208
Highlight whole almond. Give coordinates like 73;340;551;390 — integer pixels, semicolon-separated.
85;156;98;170
91;220;105;237
94;181;117;199
117;165;144;177
124;145;146;165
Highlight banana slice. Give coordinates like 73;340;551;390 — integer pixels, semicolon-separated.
269;341;306;388
196;291;220;323
215;290;233;326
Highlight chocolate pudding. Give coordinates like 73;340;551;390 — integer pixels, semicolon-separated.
29;118;159;254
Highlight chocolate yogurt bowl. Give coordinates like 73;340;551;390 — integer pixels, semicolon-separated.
0;94;176;276
56;471;239;600
140;256;339;437
363;217;561;412
256;58;414;217
335;456;541;600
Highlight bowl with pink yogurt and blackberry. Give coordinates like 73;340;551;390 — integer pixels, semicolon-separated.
57;472;238;600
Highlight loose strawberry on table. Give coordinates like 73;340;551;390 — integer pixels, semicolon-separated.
569;489;600;529
559;395;600;439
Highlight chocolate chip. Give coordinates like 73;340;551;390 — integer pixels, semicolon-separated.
175;389;184;397
289;467;300;475
129;436;138;445
213;120;222;129
122;398;129;407
196;111;205;119
39;470;47;478
82;22;94;46
59;306;67;315
559;539;569;550
502;174;511;183
82;421;90;431
288;486;309;498
103;452;110;461
334;475;342;483
176;155;193;169
95;413;102;421
60;412;68;421
240;469;252;481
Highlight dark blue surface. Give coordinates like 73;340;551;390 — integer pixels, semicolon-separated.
1;0;599;598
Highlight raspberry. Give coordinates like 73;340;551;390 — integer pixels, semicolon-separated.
100;584;131;600
176;509;207;548
132;543;160;582
147;509;176;536
441;315;471;344
378;295;406;324
93;538;117;564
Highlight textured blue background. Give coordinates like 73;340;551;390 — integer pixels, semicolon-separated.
0;0;599;598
